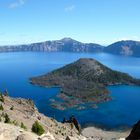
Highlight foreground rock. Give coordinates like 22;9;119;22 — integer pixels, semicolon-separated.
0;122;37;140
30;58;140;108
16;133;37;140
126;120;140;140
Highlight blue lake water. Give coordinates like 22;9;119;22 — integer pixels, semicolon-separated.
0;52;140;129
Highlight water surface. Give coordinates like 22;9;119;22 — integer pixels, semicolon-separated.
0;52;140;129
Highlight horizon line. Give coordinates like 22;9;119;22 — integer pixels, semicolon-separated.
0;37;140;47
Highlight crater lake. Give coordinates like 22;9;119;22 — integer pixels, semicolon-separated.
0;52;140;129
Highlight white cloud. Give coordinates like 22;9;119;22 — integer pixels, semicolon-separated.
65;5;75;12
9;0;25;8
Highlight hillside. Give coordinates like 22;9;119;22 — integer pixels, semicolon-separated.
0;38;103;53
0;95;88;140
30;58;140;108
104;40;140;57
0;94;131;140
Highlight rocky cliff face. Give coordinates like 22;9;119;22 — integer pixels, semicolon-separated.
126;120;140;140
0;38;103;53
0;96;89;140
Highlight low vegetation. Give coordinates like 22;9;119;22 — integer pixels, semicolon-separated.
10;105;14;110
20;122;27;130
0;104;4;111
4;113;11;123
0;93;4;102
32;121;45;136
12;120;19;126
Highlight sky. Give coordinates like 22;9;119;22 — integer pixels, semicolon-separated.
0;0;140;45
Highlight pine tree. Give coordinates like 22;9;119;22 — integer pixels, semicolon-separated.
32;121;45;136
4;113;10;123
0;104;4;110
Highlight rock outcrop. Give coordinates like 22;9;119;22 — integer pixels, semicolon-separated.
16;133;37;140
38;132;55;140
126;120;140;140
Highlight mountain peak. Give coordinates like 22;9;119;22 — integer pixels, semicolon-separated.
60;37;78;42
76;58;97;63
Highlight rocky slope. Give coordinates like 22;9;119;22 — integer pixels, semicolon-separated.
104;40;140;57
30;58;140;108
0;122;37;140
0;38;103;53
0;95;132;140
0;95;90;140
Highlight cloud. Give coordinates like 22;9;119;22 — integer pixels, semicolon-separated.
9;0;25;8
65;5;75;12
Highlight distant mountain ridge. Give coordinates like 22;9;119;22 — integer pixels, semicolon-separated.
104;40;140;57
0;38;140;57
0;38;103;53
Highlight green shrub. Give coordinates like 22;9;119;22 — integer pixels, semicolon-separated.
4;113;10;123
10;106;14;110
0;104;4;110
12;120;19;126
70;123;73;129
0;93;4;102
32;121;45;136
21;122;27;130
1;112;5;117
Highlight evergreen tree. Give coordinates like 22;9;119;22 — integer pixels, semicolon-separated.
32;121;45;136
0;104;4;110
0;93;4;102
4;113;10;123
